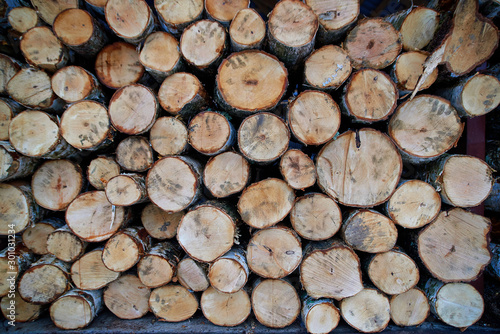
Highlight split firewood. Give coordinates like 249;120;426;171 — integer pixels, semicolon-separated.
49;289;102;329
0;142;39;182
22;218;64;255
105;0;155;44
105;174;148;206
139;32;184;83
229;8;266;52
340;288;391;333
149;284;198;322
203;151;250;198
140;203;183;240
70;248;121;290
279;149;316;190
30;0;79;25
102;226;151;272
150;117;189;156
52;66;104;103
208;247;249;293
176;256;210;292
87;156;121;190
46;225;87;262
115;136;154;172
8;7;41;34
137;242;181;288
103;274;150;319
0;241;34;297
390;288;430;327
188;111;235;156
1;292;44;323
303;45;352;92
201;287;251;326
20;26;69;72
154;0;204;37
205;0;249;26
301;296;340;334
0;182;43;235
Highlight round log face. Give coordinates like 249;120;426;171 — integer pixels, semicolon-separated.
139;32;180;72
103;232;142;272
52;66;95;102
71;250;120;290
177;257;210;292
105;0;151;40
206;0;249;23
368;250;419;295
155;0;204;26
304;301;340;334
19;264;68;304
394;51;437;91
316;128;402;207
280;149;316;190
229;8;266;48
104;275;150;319
158;72;205;115
47;231;85;262
150;117;188;156
7;68;53;109
115;136;154;172
87;156;121;190
141;203;183;240
1;292;42;323
208;257;246;293
201;287;251;327
188;111;231;155
204;151;250;198
53;9;94;46
8;7;38;34
149;285;198;322
180;20;225;67
435;283;484;328
0;184;30;234
304;46;352;90
390;288;429;326
50;295;93;330
340;288;391;333
305;0;359;31
138;255;174;288
105;175;142;206
20;27;66;72
400;7;439;51
237;178;295;229
462;74;500;117
23;223;56;255
0;55;20;95
95;42;144;89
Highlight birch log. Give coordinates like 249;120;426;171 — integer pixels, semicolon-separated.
205;0;249;26
0;242;34;297
149;285;198;322
137;242;181;288
188;111;235;156
1;292;44;323
390;288;430;327
201;287;251;326
303;45;352;92
398;7;439;51
301;296;340;334
52;66;104;103
47;225;87;262
8;7;41;34
49;289;102;329
20;26;69;72
22;218;64;255
87;156;120;190
229;8;266;52
115;136;154;172
0;54;21;95
70;248;120;290
105;174;148;206
391;51;438;94
0;182;43;235
154;0;204;37
208;247;249;293
340;288;391;333
150;117;189;156
0;142;39;182
103;274;150;319
176;256;210;292
0;99;23;141
30;0;79;25
141;203;183;240
105;0;155;44
279;149;316;190
203;151;250;198
139;32;183;83
102;226;151;272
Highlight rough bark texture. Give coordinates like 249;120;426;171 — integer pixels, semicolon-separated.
49;289;102;330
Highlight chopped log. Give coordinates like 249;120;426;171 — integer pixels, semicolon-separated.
188;111;235;156
30;0;79;25
386;180;441;229
316;128;402;207
205;0;249;26
176;256;210;292
390;288;430;327
388;95;464;164
141;203;183;240
301;296;340;334
85;0;106;16
215;50;288;118
87;155;120;190
20;26;69;72
341;69;398;123
105;0;155;44
18;255;70;305
103;274;150;319
137;242;181;288
0;142;39;181
251;278;300;328
180;19;226;73
238;178;295;229
279;149;316;190
423;154;494;207
66;191;130;242
50;289;102;330
0;98;23;141
423;279;484;329
487;243;499;281
53;8;108;57
105;174;147;206
95;42;145;89
149;284;198;322
238;112;290;164
267;0;318;68
52;66;104;103
290;193;342;241
208;247;249;293
177;203;236;262
70;248;120;290
418;208;491;282
201;287;251;326
391;51;438;95
47;225;87;262
0;54;21;96
0;182;43;235
22;218;64;255
229;8;266;52
247;226;302;279
154;0;204;37
1;292;44;323
102;226;151;272
0;242;34;297
396;7;439;51
150;117;188;156
8;7;41;33
304;0;359;44
203;151;250;198
344;18;402;69
340;288;391;333
139;32;183;83
147;156;201;212
300;239;363;300
115;136;154;172
303;45;352;92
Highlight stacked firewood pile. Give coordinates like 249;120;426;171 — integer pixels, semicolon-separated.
0;0;499;332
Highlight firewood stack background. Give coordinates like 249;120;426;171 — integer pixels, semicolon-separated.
0;0;500;332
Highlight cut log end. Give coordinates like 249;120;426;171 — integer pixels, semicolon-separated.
53;9;95;47
49;290;102;330
340;288;391;333
206;0;249;25
71;249;120;290
158;72;208;117
105;0;153;43
208;248;249;293
105;174;146;206
52;66;101;103
302;298;340;334
204;151;250;198
390;288;429;327
188;111;234;156
103;275;150;320
150;117;188;156
7;68;56;110
0;183;37;235
400;7;439;51
304;45;352;91
180;20;226;69
201;287;251;327
47;228;87;262
229;8;266;51
20;26;68;72
115;136;154;172
141;203;183;240
87;156;121;190
149;285;198;322
30;0;79;25
95;42;144;89
102;227;150;272
8;7;39;34
139;32;182;81
154;0;204;36
460;74;500;117
279;149;316;190
393;51;437;92
368;250;419;295
176;257;210;292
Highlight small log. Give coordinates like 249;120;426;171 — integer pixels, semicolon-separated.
423;279;484;329
340;288;391;333
1;292;44;323
87;155;120;190
423;154;494;208
0;98;23;141
105;0;155;44
0;242;35;297
0;142;39;181
147;156;202;212
344;18;402;69
8;7;41;33
252;278;300;328
247;226;302;279
300;239;363;300
139;32;183;83
52;66;104;103
215;50;288;118
205;0;249;26
279;149;316;190
341;69;398;123
85;0;106;16
303;45;352;92
203;151;250;198
18;255;70;305
301;296;340;334
70;248;120;290
290;192;342;241
391;51;438;95
20;26;69;72
180;19;226;74
115;136;154;172
0;182;43;235
157;72;209;119
30;0;79;25
137;242;181;288
386;180;441;229
238;178;295;229
22;218;64;255
316;128;402;207
103;274;150;319
398;7;439;51
105;174;147;206
304;0;359;44
149;284;198;322
188;111;235;156
176;256;210;292
201;287;251;326
267;0;318;68
102;226;151;272
238;112;290;164
390;288;430;327
229;8;266;52
150;117;188;156
66;191;130;242
95;42;145;89
0;54;21;95
47;225;87;262
50;289;102;330
418;208;491;282
388;95;464;164
208;247;249;293
154;0;204;37
141;203;183;240
177;203;236;262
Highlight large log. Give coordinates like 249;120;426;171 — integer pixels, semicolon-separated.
49;289;102;329
390;288;430;327
279;149;316;190
70;248;120;290
46;225;87;262
115;136;154;172
205;0;249;26
22;218;64;255
201;287;251;327
208;247;249;293
20;26;69;72
303;45;352;92
188;111;235;156
229;8;266;52
105;0;155;44
30;0;79;25
154;0;204;37
0;182;43;235
102;226;151;272
137;242;181;288
176;256;210;292
301;296;340;334
51;66;104;103
103;274;150;319
140;203;183;240
149;117;189;156
87;155;121;190
149;285;198;322
203;151;250;198
340;288;391;333
139;32;184;83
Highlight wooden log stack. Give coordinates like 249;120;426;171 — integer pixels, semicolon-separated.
0;0;498;332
